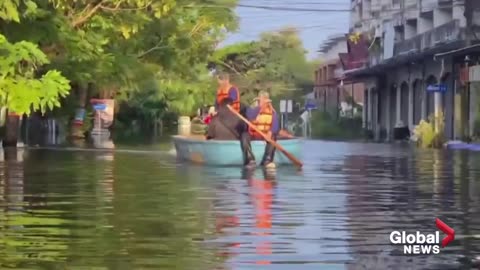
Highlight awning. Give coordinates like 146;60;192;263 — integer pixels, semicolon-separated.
344;40;464;79
434;43;480;60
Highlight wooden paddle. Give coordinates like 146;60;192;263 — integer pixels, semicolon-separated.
227;105;303;169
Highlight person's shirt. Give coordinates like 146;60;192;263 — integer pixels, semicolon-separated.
245;105;279;134
215;86;239;109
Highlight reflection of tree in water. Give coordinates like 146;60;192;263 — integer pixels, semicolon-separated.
1;148;227;269
343;153;480;269
103;154;221;269
0;148;70;268
62;149;123;269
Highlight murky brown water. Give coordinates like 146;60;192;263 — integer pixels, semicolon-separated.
0;140;479;269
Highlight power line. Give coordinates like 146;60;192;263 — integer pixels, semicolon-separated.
231;23;347;38
194;1;462;15
237;4;350;12
197;0;351;12
241;0;351;6
238;11;319;19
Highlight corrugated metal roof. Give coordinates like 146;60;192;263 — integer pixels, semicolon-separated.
317;34;347;53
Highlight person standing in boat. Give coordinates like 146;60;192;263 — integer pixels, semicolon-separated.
215;72;242;114
241;91;279;169
206;98;244;140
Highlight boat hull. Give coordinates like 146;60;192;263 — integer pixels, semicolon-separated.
172;135;302;166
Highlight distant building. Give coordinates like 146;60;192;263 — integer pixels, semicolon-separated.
344;0;480;141
314;34;365;118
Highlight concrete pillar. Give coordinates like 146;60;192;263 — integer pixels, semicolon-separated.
434;92;443;134
396;85;401;126
469;82;478;137
421;80;427;120
408;84;414;129
374;89;381;141
454;79;461;139
453;3;466;27
386;87;392;140
363;89;368;128
368;88;373;129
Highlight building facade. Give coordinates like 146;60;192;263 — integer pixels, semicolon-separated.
314;35;364;118
345;0;480;141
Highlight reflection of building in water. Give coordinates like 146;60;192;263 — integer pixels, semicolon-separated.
342;155;455;269
3;148;25;216
0;149;25;265
1;149;73;266
98;142;115;204
91;135;115;152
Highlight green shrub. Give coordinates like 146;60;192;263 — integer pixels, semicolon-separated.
413;112;445;148
310;111;364;140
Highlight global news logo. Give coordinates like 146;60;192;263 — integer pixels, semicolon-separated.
389;218;454;255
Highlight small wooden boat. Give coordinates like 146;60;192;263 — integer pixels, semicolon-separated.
172;135;303;166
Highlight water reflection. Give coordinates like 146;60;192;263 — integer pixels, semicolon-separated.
0;147;71;268
0;141;478;269
246;169;274;266
342;149;480;269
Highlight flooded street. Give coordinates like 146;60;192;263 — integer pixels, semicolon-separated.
0;140;479;269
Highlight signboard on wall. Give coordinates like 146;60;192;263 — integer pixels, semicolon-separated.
90;99;115;129
426;84;447;93
469;65;480;82
305;100;317;110
287;100;292;113
280;100;286;113
280;100;293;113
73;108;85;125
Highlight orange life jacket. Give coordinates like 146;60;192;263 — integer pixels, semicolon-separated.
249;103;275;138
216;85;240;112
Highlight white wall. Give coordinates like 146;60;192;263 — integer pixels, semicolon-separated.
433;8;452;26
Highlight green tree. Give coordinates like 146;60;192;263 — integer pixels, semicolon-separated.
210;27;315;106
1;0;239;136
0;0;70;115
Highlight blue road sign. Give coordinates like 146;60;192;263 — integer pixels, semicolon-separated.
93;103;107;111
426;83;447;93
305;100;317;110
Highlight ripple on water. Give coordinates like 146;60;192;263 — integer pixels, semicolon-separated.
0;141;479;269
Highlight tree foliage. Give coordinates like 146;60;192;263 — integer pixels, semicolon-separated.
0;0;70;115
0;0;317;134
210;27;315;104
1;0;238;123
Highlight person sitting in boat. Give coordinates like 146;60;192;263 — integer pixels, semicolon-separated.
215;72;242;114
203;106;215;125
241;91;279;169
206;98;244;140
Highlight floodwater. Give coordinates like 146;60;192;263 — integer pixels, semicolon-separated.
0;139;479;269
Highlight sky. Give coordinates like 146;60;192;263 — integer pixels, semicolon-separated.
222;0;351;59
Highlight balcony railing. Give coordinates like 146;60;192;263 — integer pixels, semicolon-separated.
393;20;461;56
